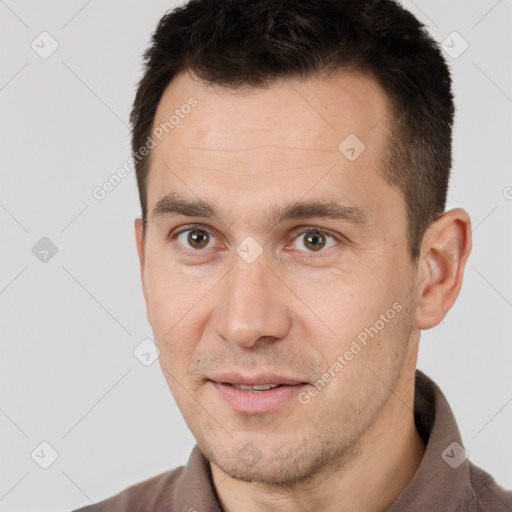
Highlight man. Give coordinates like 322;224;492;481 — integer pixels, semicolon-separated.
73;0;512;510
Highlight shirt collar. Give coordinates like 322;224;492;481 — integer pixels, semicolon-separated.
385;369;473;511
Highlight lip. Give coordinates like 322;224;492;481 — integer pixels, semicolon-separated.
208;372;307;387
208;380;308;414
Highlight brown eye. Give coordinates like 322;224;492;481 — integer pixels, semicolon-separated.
292;229;337;253
188;229;210;249
175;228;216;250
303;231;326;251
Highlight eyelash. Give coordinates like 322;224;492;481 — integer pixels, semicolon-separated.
169;224;343;258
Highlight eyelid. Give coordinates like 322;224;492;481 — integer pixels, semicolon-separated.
170;224;215;238
289;225;341;239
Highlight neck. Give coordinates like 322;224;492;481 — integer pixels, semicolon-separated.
211;366;426;512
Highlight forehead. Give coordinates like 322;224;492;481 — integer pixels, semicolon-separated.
153;68;390;156
147;68;402;233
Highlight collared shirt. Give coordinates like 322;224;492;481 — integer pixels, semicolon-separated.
72;369;512;511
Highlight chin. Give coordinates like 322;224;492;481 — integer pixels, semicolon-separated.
217;460;307;485
205;437;345;487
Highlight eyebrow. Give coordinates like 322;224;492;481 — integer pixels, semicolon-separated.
151;191;369;228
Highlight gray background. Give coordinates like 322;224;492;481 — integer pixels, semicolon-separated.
0;1;511;510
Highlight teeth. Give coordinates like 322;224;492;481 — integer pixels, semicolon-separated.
233;384;281;391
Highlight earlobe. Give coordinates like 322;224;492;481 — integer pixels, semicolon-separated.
413;208;472;330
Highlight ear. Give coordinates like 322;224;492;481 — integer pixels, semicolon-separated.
134;217;145;285
414;208;472;330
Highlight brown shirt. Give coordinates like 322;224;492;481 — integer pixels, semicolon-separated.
72;370;512;511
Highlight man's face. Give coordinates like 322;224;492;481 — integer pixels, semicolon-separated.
136;69;421;484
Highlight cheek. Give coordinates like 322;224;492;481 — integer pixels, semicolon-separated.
289;264;397;329
289;264;411;378
143;255;224;372
144;254;209;329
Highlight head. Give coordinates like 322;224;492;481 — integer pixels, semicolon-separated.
133;0;471;487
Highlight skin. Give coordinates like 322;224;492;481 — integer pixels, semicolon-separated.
135;68;472;512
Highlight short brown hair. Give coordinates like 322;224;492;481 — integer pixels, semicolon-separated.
131;0;454;261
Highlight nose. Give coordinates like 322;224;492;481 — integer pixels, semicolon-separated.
210;252;292;349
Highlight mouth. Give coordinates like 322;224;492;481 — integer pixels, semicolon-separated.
227;383;286;391
207;378;309;413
